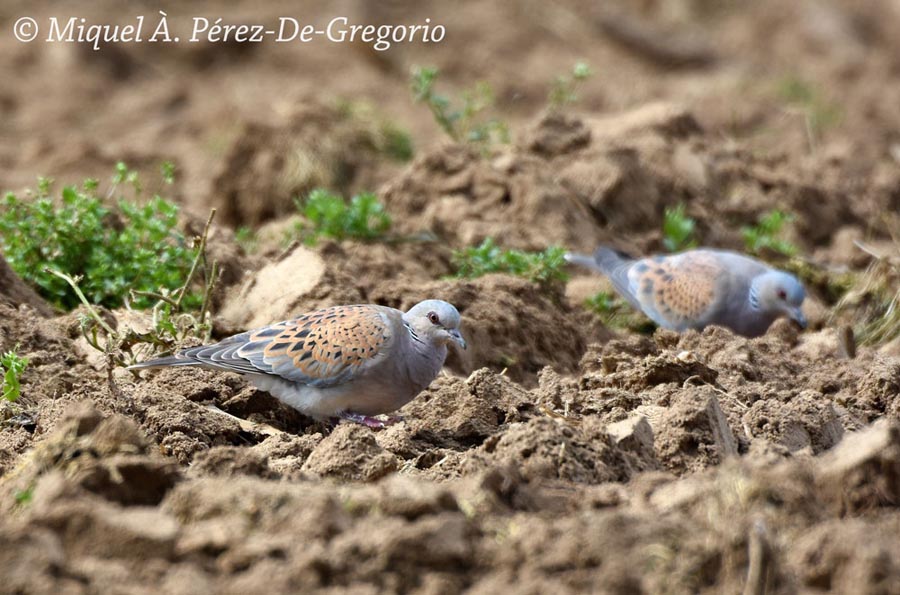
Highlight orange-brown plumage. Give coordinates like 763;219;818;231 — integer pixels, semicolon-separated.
566;246;807;337
129;300;466;426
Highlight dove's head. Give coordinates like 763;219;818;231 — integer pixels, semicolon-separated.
404;300;467;350
751;271;807;329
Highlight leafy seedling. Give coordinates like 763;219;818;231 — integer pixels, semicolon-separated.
235;226;259;254
14;486;34;507
663;203;698;252
411;66;509;150
293;189;391;244
549;61;593;109
452;238;568;289
1;347;28;402
742;210;796;257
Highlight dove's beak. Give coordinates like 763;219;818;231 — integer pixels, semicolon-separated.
448;329;467;350
789;307;808;329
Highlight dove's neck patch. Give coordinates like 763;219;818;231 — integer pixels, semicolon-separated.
748;284;761;311
403;321;425;346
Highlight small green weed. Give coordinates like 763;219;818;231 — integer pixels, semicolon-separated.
411;66;509;149
293;189;391;244
548;61;592;109
235;226;258;254
1;347;28;402
742;210;796;257
0;164;200;310
452;238;568;288
585;291;621;316
14;486;34;506
160;160;177;185
380;124;415;162
663;204;698;252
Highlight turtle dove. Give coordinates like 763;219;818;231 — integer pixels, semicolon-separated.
566;247;807;337
130;300;466;427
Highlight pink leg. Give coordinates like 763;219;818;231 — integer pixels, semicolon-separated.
338;412;403;428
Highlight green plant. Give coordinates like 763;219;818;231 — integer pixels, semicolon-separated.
14;486;34;506
411;66;509;149
161;160;176;185
50;207;219;370
235;226;258;254
1;347;28;402
663;204;698;252
294;189;391;244
0;165;201;310
585;291;618;314
380;124;415;162
549;61;592;109
741;210;796;257
452;238;568;287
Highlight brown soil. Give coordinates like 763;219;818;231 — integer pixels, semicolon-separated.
2;1;900;593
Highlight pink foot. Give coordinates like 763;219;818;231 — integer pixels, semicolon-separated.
339;412;403;429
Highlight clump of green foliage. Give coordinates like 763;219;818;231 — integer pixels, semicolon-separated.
52;205;219;371
2;163;219;372
0;163;199;310
663;203;698;252
742;210;796;257
548;61;593;109
452;238;568;287
777;76;843;136
293;189;392;244
411;66;509;149
1;347;28;402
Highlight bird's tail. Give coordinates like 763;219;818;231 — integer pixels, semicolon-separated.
127;355;197;370
565;246;634;275
566;246;643;310
563;251;602;273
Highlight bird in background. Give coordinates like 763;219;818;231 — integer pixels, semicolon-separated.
130;300;467;428
565;246;807;338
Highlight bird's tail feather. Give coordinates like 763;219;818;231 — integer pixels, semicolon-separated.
127;355;197;370
592;246;635;274
564;252;603;273
565;246;635;275
568;246;643;311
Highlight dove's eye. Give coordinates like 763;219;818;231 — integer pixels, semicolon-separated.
427;312;441;325
777;289;787;300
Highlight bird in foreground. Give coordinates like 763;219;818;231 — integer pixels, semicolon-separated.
565;246;807;338
130;300;467;428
